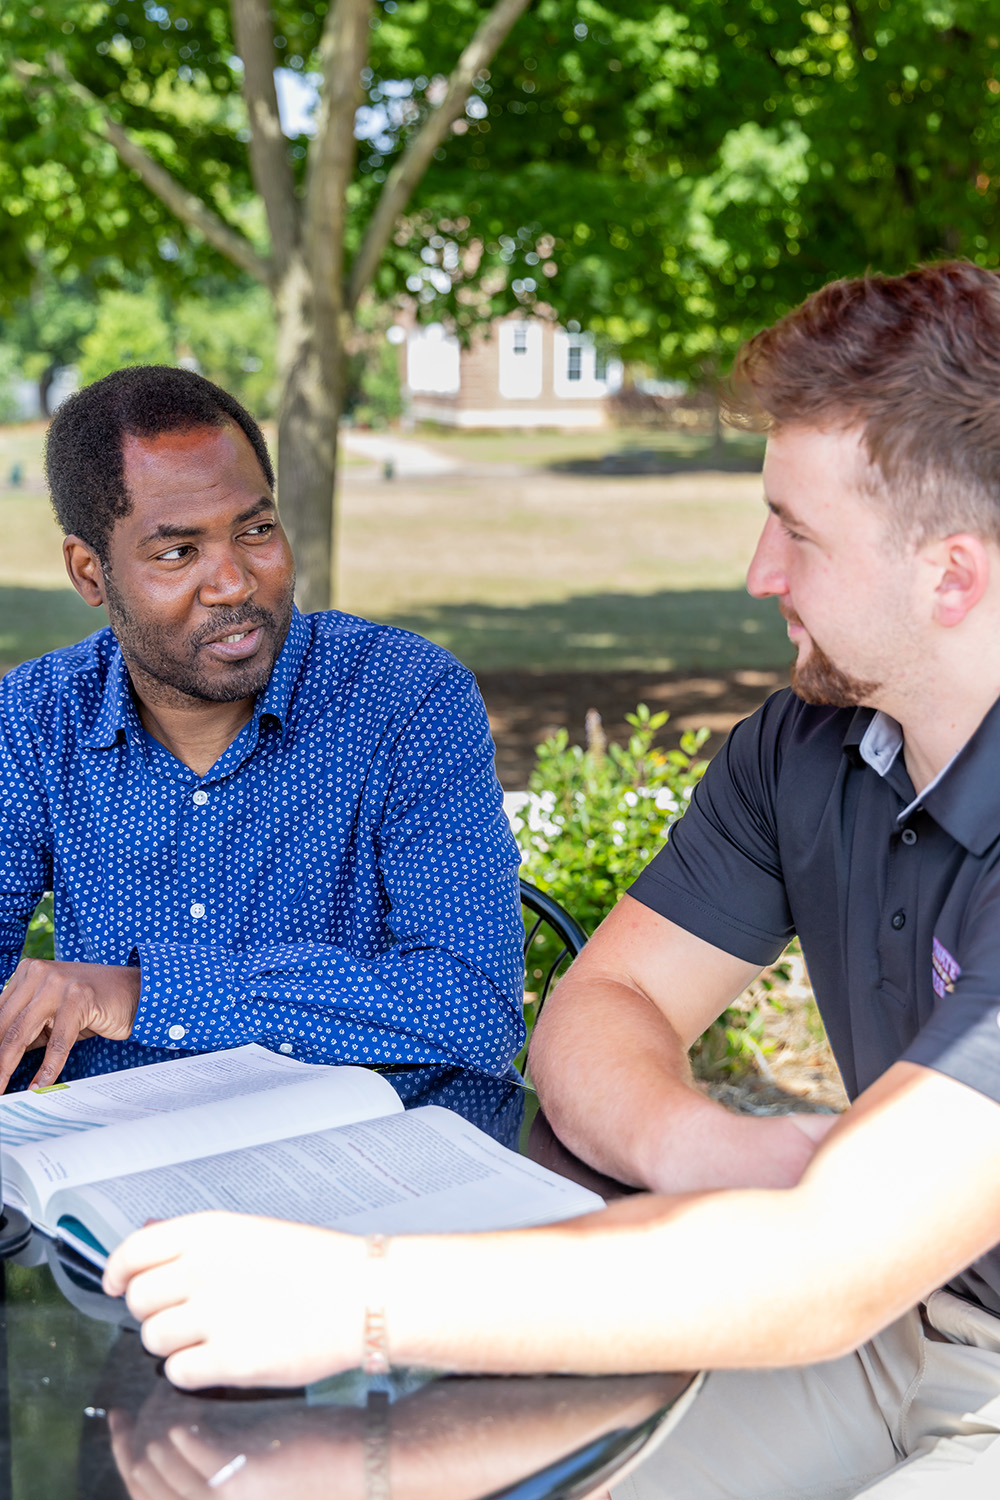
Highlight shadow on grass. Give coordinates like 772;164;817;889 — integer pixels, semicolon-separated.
0;586;100;673
378;587;791;674
544;433;765;479
0;583;791;679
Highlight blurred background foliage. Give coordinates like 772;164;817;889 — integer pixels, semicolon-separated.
1;0;999;418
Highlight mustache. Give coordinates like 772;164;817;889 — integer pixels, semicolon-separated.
191;604;273;649
779;603;804;628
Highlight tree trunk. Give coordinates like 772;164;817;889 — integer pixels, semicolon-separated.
709;397;725;461
38;361;56;419
274;257;345;614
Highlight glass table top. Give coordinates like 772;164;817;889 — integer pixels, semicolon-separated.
0;1065;696;1499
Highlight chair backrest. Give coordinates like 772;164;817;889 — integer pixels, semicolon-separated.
519;878;588;1023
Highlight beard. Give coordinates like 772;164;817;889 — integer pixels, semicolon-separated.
103;572;294;705
783;609;881;708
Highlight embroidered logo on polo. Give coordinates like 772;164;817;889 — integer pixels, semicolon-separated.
931;936;961;998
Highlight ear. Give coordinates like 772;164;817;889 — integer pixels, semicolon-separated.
927;533;990;628
63;536;107;608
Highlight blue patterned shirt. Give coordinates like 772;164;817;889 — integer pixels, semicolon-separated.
0;608;524;1087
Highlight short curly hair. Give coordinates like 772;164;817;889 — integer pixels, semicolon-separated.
45;365;276;562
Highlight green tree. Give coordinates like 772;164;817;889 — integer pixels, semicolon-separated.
2;0;534;609
1;274;98;417
4;0;1000;604
76;287;174;384
176;285;278;416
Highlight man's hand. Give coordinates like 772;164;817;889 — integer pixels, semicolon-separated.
0;958;140;1091
103;1212;367;1390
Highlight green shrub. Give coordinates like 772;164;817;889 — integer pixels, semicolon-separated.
514;705;788;1078
515;704;709;937
21;894;54;961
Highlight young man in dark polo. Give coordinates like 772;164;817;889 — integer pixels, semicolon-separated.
107;263;1000;1495
0;365;523;1091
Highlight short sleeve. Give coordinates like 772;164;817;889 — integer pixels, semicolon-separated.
629;697;795;966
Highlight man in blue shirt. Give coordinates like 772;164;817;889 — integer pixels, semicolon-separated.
0;365;523;1091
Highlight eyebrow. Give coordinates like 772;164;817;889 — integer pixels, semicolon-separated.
764;495;811;532
137;501;274;549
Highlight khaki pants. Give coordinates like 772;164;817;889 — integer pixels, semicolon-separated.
612;1291;1000;1499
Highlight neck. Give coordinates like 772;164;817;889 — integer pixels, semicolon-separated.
128;667;256;777
894;666;1000;795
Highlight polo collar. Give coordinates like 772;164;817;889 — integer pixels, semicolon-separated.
843;697;1000;856
83;606;309;751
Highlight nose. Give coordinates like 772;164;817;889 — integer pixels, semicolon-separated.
198;547;257;608
746;512;788;601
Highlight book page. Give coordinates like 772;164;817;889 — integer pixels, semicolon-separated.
50;1104;604;1262
0;1044;334;1147
9;1067;403;1229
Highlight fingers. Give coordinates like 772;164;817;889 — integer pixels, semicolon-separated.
141;1304;206;1363
29;985;91;1087
163;1345;234;1393
104;1218;190;1297
0;960;140;1092
0;960;76;1092
109;1408;209;1500
121;1261;190;1324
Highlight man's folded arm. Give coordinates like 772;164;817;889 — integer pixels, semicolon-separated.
132;671;525;1073
130;930;523;1072
529;894;831;1192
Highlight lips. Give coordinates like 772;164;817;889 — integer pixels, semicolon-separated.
201;626;264;662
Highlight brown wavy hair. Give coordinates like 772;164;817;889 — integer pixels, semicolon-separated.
726;261;1000;544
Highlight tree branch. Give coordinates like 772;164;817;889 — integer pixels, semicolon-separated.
28;53;273;286
230;0;300;275
345;0;532;311
305;0;376;316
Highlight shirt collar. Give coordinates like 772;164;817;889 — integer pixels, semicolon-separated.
83;643;135;750
83;607;310;751
844;697;1000;856
256;607;309;739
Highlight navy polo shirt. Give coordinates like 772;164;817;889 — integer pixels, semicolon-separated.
630;687;1000;1314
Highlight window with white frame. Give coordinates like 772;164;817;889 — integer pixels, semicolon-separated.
553;329;622;399
498;321;543;398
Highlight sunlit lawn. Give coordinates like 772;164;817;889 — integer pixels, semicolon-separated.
0;420;784;676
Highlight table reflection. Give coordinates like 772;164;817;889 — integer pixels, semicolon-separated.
88;1336;691;1500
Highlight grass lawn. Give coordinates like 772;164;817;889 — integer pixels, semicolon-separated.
0;420;786;677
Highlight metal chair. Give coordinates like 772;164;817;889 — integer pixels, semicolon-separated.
520;878;588;1022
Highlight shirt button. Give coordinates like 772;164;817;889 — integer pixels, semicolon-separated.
891;910;906;930
193;789;209;806
901;828;917;846
278;1043;293;1055
190;902;206;920
168;1024;187;1042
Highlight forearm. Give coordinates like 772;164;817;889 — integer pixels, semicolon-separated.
530;981;819;1191
132;939;524;1070
384;1187;873;1377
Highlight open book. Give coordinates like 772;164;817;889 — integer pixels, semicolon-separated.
0;1045;603;1269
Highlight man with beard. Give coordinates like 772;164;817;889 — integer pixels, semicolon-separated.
108;264;1000;1495
0;365;523;1092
